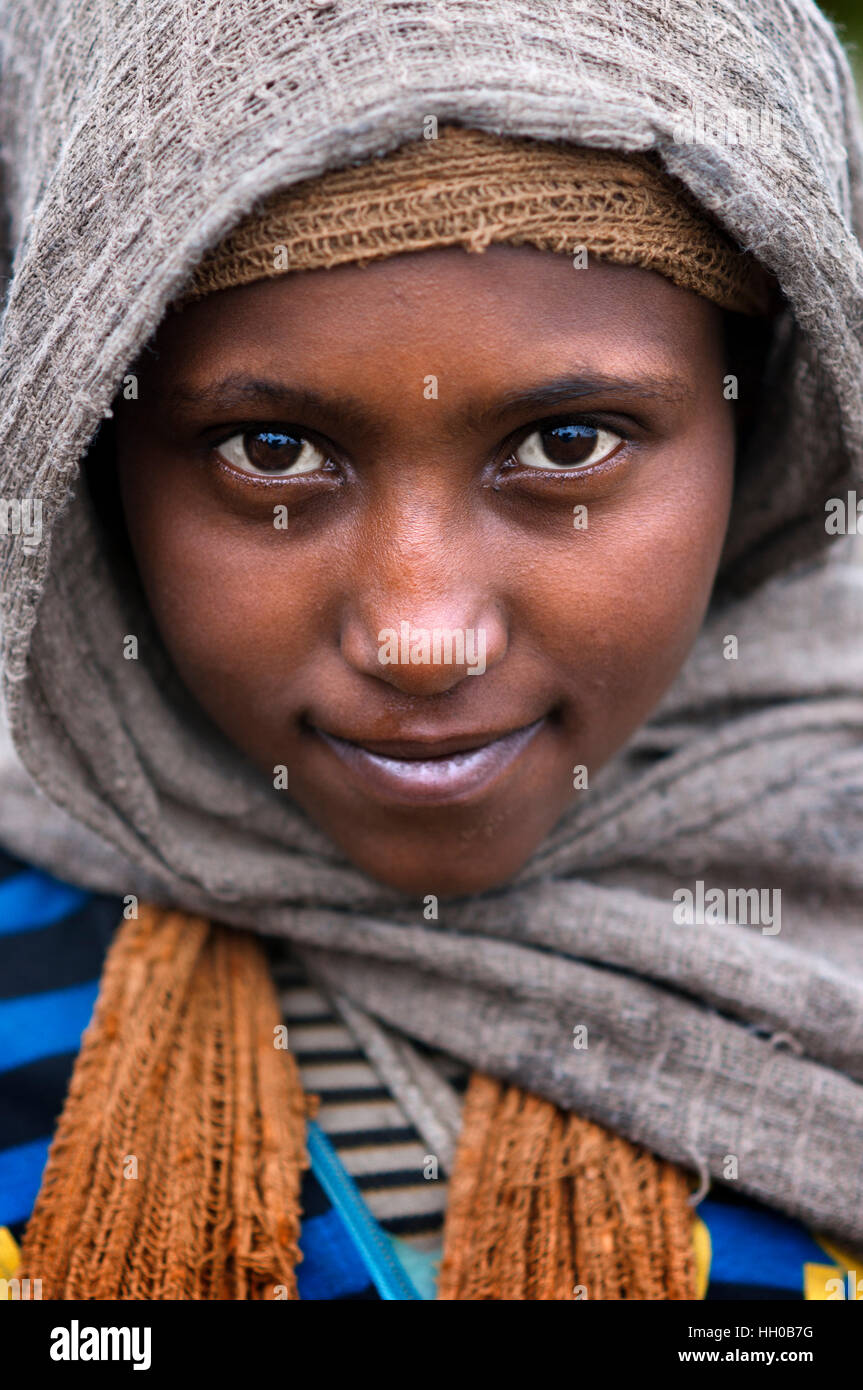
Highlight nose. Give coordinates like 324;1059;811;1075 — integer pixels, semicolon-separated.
339;509;508;696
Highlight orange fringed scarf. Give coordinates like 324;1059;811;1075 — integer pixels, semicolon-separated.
438;1075;698;1299
16;905;698;1300
17;905;312;1299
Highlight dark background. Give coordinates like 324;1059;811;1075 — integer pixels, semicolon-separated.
822;1;863;80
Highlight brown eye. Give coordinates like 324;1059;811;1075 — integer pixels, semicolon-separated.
215;429;326;476
515;422;622;470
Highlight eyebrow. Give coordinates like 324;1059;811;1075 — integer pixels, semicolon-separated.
167;370;693;434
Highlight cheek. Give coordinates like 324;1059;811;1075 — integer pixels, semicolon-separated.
519;434;733;741
117;462;327;718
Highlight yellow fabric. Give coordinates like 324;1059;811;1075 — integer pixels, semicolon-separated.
692;1215;712;1299
816;1234;863;1271
804;1262;849;1300
0;1225;20;1280
689;1205;862;1301
810;1235;863;1299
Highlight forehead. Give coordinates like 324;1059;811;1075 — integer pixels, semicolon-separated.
142;243;723;411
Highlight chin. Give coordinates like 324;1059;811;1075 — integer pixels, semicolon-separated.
347;843;535;901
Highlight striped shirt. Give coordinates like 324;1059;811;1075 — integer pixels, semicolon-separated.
1;847;859;1300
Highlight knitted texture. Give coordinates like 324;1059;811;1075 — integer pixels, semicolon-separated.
15;905;698;1301
15;905;312;1300
437;1073;698;1300
178;125;773;315
1;0;863;1259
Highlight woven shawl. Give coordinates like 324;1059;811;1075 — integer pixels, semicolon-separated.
1;0;863;1251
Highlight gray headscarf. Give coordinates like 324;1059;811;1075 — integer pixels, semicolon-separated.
2;0;863;1244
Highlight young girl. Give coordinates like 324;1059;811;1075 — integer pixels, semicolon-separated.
1;0;862;1301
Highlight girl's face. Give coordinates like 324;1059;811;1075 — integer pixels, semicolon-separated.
114;244;735;897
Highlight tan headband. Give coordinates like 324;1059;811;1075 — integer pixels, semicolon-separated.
177;125;773;315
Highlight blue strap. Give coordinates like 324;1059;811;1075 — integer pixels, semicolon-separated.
305;1120;422;1300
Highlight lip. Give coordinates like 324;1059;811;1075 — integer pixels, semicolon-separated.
310;717;547;806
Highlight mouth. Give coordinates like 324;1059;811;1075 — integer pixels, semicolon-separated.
309;717;548;807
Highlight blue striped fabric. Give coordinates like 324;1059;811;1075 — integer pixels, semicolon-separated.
0;1137;53;1230
0;871;88;934
0;849;120;1230
0;980;101;1073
